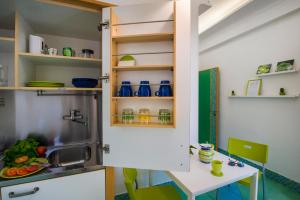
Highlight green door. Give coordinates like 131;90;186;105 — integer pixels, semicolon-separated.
198;68;219;149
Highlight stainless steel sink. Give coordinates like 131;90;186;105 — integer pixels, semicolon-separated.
46;141;99;168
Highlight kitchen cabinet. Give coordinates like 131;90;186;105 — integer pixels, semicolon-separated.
0;0;192;198
1;170;105;200
101;1;192;171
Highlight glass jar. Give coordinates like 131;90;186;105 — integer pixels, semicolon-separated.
138;108;151;124
158;109;171;124
63;47;73;57
122;108;134;124
81;49;94;58
0;64;8;86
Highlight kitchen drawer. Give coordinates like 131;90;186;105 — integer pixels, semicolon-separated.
1;170;105;200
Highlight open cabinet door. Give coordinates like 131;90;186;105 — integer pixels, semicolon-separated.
102;1;192;171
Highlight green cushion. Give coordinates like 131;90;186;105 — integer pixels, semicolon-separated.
135;185;181;200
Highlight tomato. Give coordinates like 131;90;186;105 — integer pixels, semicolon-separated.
25;165;39;173
5;168;18;177
17;168;29;176
15;156;29;164
36;146;47;157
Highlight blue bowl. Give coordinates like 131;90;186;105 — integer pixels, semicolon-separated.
72;78;98;88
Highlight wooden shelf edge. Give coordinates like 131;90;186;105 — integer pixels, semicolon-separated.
112;123;175;128
112;33;174;43
0;87;16;90
0;37;15;42
0;87;102;91
112;97;174;100
112;65;173;71
18;52;102;62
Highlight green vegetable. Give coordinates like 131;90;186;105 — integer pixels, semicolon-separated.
3;138;40;167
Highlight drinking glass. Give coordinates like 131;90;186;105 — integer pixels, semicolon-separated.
158;109;171;124
138;108;151;124
122;108;134;124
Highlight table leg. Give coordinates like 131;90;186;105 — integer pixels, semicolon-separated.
250;172;259;200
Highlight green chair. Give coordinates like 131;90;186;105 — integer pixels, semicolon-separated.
228;137;268;200
123;168;182;200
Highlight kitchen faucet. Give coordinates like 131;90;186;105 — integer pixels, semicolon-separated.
63;109;88;126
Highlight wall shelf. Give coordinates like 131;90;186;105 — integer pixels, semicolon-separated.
229;95;299;98
18;52;102;67
17;87;102;91
112;33;174;43
112;65;173;71
0;87;16;90
256;69;298;77
0;37;15;42
0;37;15;52
0;87;102;91
112;96;173;100
112;122;174;128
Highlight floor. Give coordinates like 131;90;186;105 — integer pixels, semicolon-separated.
115;177;300;200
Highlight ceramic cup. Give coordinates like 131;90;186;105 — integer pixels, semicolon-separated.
211;160;223;176
135;81;151;97
48;48;58;56
118;81;133;97
155;80;172;97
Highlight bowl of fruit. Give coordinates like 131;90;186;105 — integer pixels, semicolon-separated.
0;137;48;179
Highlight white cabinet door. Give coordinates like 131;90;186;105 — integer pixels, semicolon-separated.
102;1;192;171
1;170;105;200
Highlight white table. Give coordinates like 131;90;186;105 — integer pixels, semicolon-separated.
167;151;259;200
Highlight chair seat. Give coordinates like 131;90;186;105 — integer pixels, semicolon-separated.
238;171;262;186
135;185;182;200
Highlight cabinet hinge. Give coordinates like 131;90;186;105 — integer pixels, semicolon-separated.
99;73;109;83
98;20;109;32
103;144;110;154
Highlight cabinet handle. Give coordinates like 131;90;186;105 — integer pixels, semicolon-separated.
9;187;39;198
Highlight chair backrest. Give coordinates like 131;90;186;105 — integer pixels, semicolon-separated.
228;137;268;164
123;168;138;200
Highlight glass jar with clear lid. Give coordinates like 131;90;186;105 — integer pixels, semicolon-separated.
0;64;8;86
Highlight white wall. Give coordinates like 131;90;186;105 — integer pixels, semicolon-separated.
199;1;300;183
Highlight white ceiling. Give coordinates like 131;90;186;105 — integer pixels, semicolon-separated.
198;0;253;34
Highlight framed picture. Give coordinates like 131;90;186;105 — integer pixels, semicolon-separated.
257;64;272;74
246;79;262;96
276;59;294;72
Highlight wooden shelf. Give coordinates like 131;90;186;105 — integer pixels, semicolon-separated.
18;52;102;67
0;87;16;90
0;37;15;42
229;95;299;98
112;33;174;43
0;37;15;53
112;65;173;71
112;122;174;128
112;96;174;100
257;69;298;77
17;87;102;91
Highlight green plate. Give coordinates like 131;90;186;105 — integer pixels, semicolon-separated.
26;81;65;87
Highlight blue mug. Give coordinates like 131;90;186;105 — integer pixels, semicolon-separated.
118;81;133;97
135;81;151;97
155;80;172;97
